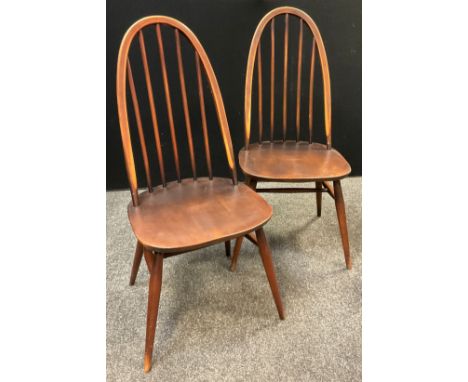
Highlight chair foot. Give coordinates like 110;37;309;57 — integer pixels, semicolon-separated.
333;180;352;270
129;241;143;286
144;355;152;373
255;228;285;320
144;250;164;373
230;236;244;272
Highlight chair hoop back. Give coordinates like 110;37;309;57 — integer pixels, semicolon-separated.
116;16;237;206
244;7;332;148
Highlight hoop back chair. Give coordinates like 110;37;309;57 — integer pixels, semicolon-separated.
116;16;284;373
230;7;352;271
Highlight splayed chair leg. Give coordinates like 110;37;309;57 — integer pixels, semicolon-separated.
316;181;323;217
230;236;244;272
129;241;143;286
144;250;164;373
333;180;352;270
224;240;231;257
255;228;285;320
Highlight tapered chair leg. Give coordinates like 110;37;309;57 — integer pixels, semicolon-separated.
129;241;144;286
316;181;323;217
230;236;244;272
333;180;352;270
255;228;285;320
224;240;231;257
144;250;164;373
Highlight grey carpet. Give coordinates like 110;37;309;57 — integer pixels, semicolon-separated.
107;177;361;382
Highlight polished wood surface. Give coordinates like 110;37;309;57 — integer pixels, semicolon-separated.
128;178;272;253
239;141;351;181
116;16;283;373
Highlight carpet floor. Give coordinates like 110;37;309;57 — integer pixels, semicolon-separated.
107;177;361;381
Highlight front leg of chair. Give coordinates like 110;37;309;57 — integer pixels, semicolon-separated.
316;181;323;217
255;228;285;320
144;250;164;373
129;241;144;286
333;180;352;270
229;176;258;271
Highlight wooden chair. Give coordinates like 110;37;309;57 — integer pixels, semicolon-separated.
116;16;285;373
230;7;352;272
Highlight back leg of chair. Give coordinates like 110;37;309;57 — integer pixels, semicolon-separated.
333;180;352;270
224;240;231;257
316;181;323;217
255;227;285;319
229;176;258;270
144;250;164;373
129;241;144;285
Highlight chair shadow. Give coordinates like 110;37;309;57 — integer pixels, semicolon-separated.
146;213;348;362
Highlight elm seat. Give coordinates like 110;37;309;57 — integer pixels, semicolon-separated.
239;141;351;181
128;178;272;253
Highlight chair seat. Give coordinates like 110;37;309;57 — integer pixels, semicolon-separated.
127;177;272;253
239;141;351;181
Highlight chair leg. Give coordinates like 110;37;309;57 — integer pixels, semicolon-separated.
316;181;323;217
333;180;352;270
245;175;258;190
129;241;143;286
144;250;164;373
224;240;231;257
255;228;285;320
230;236;244;272
230;176;257;270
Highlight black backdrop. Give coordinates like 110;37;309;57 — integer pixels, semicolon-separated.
107;0;361;190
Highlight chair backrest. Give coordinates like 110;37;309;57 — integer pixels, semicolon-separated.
116;16;237;206
244;7;332;149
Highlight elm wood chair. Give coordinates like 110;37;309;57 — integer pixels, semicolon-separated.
116;16;285;373
230;7;352;272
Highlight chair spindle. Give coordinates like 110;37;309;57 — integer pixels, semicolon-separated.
282;14;289;141
295;19;303;142
195;52;213;180
156;24;181;182
138;30;166;187
175;29;197;179
257;41;263;143
308;39;316;143
127;60;153;192
270;18;275;142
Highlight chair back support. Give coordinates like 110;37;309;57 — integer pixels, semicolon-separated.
244;7;332;149
116;16;237;206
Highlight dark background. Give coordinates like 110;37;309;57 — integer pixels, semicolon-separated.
107;0;361;190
